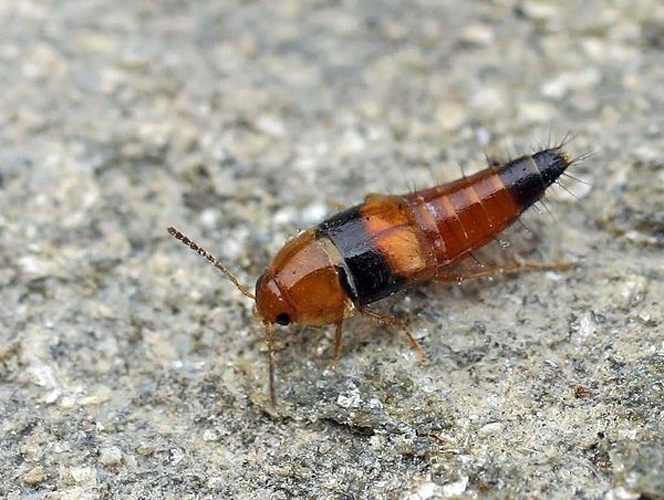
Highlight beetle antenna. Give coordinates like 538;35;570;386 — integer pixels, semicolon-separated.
265;321;277;408
168;226;255;300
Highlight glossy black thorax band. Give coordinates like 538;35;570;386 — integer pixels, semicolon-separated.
318;205;406;306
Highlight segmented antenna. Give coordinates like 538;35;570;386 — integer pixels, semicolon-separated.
168;227;255;300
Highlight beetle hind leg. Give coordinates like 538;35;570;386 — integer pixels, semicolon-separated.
436;260;572;284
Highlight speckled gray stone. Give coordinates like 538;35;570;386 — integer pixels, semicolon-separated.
1;0;662;498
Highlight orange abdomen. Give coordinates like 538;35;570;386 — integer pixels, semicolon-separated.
317;147;571;305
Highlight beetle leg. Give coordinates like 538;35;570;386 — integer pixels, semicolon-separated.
359;308;428;363
327;320;344;371
436;260;572;284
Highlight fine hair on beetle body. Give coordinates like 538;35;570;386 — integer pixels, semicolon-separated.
169;135;587;407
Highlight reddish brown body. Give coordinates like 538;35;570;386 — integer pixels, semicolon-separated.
254;146;572;328
170;144;575;405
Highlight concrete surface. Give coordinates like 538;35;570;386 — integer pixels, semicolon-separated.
1;0;662;498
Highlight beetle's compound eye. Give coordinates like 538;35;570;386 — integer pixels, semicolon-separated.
275;313;291;326
255;272;296;326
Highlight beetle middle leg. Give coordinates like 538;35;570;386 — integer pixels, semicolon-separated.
359;308;428;363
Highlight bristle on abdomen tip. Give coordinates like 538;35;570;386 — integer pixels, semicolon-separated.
531;147;572;186
498;146;573;209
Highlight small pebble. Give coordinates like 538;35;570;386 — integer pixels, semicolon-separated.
23;466;45;486
99;446;123;466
